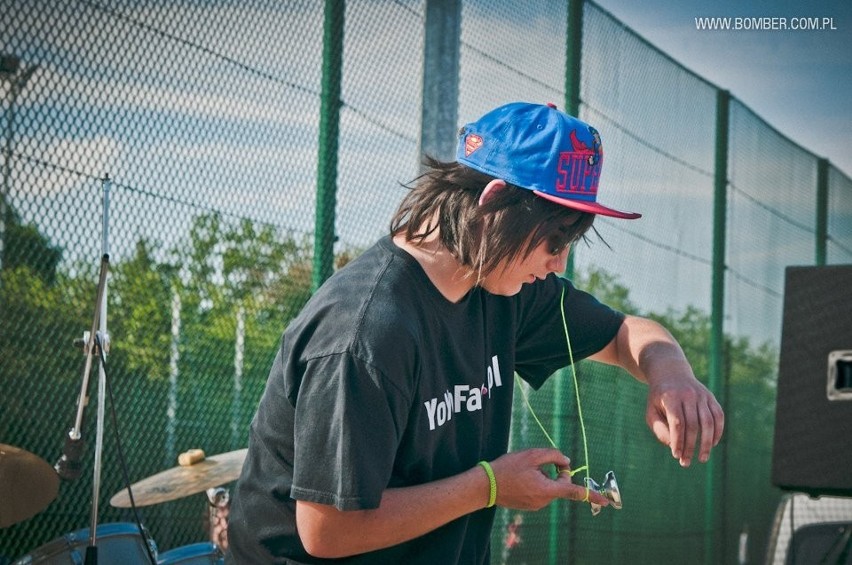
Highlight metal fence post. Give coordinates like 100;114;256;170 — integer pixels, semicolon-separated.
815;158;829;266
563;0;583;284
555;2;584;563
709;87;730;565
565;0;583;119
549;370;565;564
419;0;461;168
312;0;345;292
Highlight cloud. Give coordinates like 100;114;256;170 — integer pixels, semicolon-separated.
19;135;121;196
593;0;852;175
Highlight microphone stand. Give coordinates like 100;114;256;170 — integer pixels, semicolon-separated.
87;174;111;562
58;176;111;564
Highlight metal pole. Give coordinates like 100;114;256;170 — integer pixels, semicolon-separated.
1;79;14;272
89;175;112;548
418;0;461;169
558;4;584;563
708;88;730;565
548;371;564;563
312;0;345;292
565;0;583;118
166;285;181;466
815;158;829;266
232;303;245;449
563;0;583;284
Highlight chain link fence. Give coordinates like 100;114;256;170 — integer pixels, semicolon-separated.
1;0;849;563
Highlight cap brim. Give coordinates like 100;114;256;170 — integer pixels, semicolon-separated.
533;190;642;220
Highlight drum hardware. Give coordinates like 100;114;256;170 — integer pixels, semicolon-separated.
51;176;156;564
157;541;224;564
12;176;234;561
109;449;243;558
206;487;230;553
11;523;156;565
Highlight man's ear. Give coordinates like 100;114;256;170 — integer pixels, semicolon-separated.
478;179;507;206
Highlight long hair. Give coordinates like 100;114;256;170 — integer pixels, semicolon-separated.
390;157;596;280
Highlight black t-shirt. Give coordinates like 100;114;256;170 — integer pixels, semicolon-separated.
227;236;624;564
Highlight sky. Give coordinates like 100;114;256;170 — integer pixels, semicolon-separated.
591;0;852;176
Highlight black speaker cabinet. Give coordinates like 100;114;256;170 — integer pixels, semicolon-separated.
771;265;852;497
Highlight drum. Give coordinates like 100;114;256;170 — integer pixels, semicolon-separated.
13;522;156;565
156;542;223;564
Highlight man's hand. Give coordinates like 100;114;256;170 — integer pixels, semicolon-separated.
645;374;724;467
589;315;725;467
488;448;610;509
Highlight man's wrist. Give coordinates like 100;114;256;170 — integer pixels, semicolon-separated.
478;461;497;508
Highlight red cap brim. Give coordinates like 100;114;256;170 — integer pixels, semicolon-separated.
533;190;642;220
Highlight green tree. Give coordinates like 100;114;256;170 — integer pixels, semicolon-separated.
2;205;63;284
169;213;314;454
109;239;177;381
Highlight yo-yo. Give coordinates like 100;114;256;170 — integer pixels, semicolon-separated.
584;470;623;516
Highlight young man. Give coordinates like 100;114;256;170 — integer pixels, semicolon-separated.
226;102;724;563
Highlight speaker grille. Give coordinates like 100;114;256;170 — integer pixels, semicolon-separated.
771;265;852;496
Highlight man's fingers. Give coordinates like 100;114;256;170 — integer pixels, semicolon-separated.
648;401;690;466
561;481;609;507
680;400;700;467
649;401;686;461
553;466;609;506
647;408;671;447
697;400;717;463
660;396;725;467
528;447;571;470
696;398;725;463
647;381;726;467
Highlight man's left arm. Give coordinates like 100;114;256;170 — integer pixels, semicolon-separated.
588;314;725;467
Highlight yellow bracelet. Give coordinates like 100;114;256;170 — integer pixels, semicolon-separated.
478;461;497;508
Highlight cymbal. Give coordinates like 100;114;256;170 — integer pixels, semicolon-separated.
110;448;247;508
0;443;60;528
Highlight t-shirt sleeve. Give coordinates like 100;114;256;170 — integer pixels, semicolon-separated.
290;352;405;511
514;275;625;389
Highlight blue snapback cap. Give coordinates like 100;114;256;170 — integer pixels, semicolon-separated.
457;102;641;219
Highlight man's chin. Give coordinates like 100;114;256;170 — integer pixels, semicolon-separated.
482;281;524;297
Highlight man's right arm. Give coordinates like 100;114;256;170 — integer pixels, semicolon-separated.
295;448;608;558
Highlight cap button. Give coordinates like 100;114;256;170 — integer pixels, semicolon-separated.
546;102;557;109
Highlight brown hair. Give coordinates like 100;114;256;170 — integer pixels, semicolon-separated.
390;157;596;279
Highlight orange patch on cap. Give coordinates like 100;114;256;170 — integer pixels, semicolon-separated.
464;134;483;156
